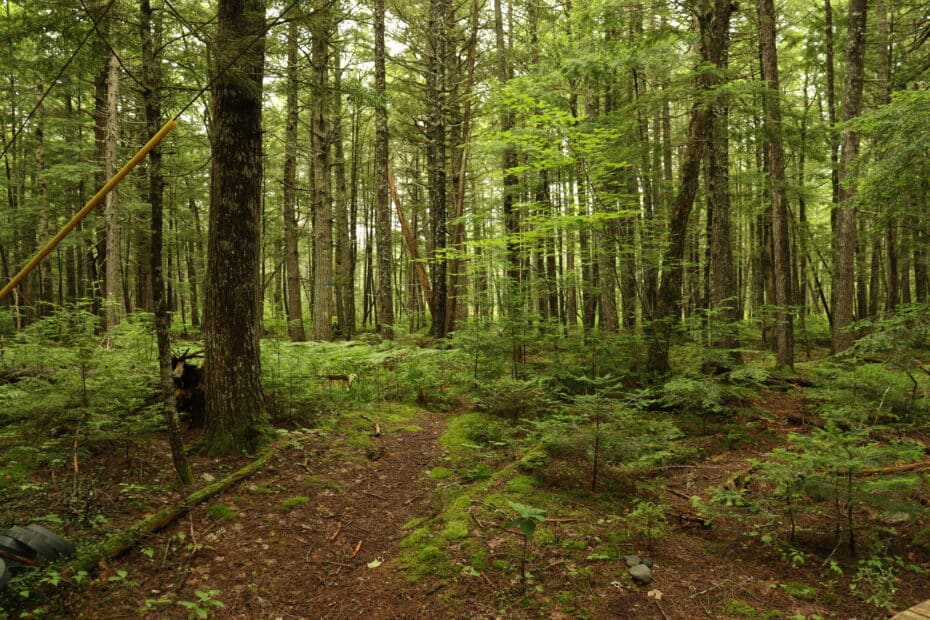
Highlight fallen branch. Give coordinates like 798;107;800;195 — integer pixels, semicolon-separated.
858;459;930;476
64;436;294;576
0;548;43;567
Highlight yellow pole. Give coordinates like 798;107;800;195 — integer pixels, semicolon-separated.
0;118;176;303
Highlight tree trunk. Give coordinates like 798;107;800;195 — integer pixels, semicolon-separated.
374;0;393;339
646;0;735;376
282;15;306;342
202;0;270;455
757;0;793;369
310;4;334;341
427;0;449;339
141;0;191;484
832;0;867;354
332;55;353;340
104;54;121;328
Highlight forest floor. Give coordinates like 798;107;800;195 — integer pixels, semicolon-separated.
4;386;930;619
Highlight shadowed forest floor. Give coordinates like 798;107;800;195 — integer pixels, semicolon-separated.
5;381;930;619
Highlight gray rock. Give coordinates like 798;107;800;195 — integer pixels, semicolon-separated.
624;554;642;567
641;557;653;568
629;563;653;585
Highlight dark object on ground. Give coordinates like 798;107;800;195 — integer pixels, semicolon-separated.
0;524;76;588
172;351;205;428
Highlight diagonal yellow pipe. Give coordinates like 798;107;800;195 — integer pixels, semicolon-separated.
0;118;176;303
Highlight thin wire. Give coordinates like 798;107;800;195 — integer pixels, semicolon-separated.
173;0;301;120
78;0;145;90
0;0;119;162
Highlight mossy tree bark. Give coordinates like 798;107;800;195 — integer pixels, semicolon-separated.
202;0;270;455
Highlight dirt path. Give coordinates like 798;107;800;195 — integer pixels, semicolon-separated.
70;410;448;619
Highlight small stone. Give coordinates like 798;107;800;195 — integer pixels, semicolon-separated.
624;554;642;567
629;564;653;585
641;557;653;568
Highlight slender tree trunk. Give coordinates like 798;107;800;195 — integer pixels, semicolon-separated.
832;0;867;354
103;54;120;328
647;0;735;376
282;16;306;341
374;0;393;338
332;55;353;340
141;0;192;484
202;0;270;455
427;0;449;339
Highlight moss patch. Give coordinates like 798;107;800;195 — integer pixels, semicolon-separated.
427;467;455;480
205;503;239;522
279;495;310;511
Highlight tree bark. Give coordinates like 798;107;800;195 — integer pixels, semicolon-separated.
310;4;334;341
374;0;393;339
141;0;192;484
427;0;449;339
282;15;306;342
103;54;121;328
202;0;270;455
757;0;793;369
832;0;867;354
646;0;735;376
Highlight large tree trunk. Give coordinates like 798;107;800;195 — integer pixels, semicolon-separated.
374;0;393;339
757;0;793;369
202;0;270;455
310;4;334;341
282;16;306;342
646;0;735;376
832;0;867;354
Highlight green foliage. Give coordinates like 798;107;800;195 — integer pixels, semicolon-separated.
143;589;224;619
626;500;669;552
477;376;550;419
849;556;902;609
758;415;923;554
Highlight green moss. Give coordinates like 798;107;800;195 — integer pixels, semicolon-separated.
779;581;817;601
279;495;310;511
721;599;756;616
586;544;618;561
399;527;430;549
533;526;556;546
492;559;514;572
247;483;274;494
401;544;449;580
561;539;588;551
441;518;469;541
428;467;455;480
505;474;537;493
403;517;428;531
205;503;239;522
516;446;548;473
400;425;423;433
468;549;488;570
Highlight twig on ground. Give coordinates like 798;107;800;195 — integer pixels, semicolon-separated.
351;540;362;559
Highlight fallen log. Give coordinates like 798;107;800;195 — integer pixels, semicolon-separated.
64;436;295;576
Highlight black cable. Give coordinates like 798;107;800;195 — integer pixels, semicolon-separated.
0;0;119;162
78;0;145;90
173;0;301;120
